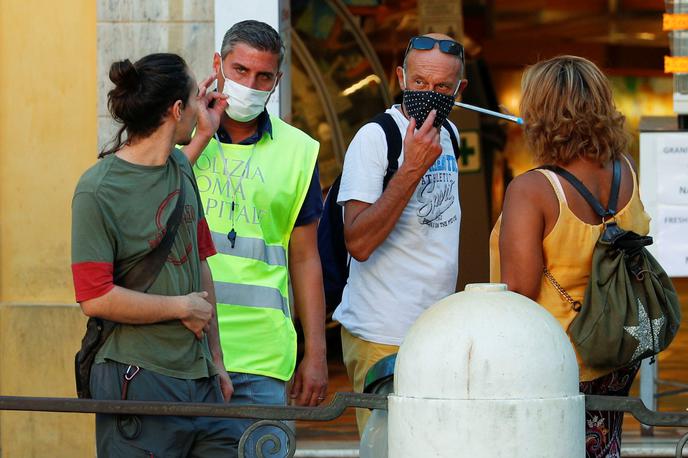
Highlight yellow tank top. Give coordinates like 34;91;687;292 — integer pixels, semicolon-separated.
489;157;651;381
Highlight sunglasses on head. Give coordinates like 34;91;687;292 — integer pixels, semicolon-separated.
404;36;464;63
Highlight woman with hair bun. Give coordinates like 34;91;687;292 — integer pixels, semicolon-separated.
71;53;235;456
490;55;651;457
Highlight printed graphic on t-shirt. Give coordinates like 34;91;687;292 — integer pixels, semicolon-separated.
148;189;196;266
416;154;458;228
194;155;268;226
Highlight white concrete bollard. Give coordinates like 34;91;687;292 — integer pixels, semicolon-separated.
388;283;585;457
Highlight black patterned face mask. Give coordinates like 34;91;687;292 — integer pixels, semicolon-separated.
402;89;455;128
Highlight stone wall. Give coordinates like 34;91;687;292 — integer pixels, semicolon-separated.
97;0;215;152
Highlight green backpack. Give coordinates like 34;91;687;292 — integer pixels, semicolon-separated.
541;159;681;370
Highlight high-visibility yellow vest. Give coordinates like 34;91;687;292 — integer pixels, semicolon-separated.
194;116;319;381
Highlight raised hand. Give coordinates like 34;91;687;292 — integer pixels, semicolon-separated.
401;109;442;180
195;73;228;139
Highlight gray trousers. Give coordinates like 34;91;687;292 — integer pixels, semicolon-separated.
91;361;237;458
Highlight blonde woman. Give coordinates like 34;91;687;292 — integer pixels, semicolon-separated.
490;56;650;458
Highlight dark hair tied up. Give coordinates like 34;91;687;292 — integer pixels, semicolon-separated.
100;53;194;158
109;59;140;92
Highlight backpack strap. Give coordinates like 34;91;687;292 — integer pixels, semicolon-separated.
372;113;461;189
442;120;460;159
371;112;403;190
539;159;621;219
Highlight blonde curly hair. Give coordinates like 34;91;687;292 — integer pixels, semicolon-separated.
519;55;628;165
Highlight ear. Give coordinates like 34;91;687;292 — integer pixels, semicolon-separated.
264;71;282;106
396;66;405;91
213;52;223;90
172;100;184;122
455;79;468;96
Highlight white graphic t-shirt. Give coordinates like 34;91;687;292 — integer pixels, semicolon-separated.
333;105;461;346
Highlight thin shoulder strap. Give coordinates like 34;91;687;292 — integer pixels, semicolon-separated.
371;112;403;190
116;157;186;292
441;120;460;159
620;154;639;194
535;169;567;205
539;160;621;218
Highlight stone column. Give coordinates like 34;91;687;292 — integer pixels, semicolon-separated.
389;284;585;457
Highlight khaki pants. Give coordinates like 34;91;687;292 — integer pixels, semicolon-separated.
340;326;398;436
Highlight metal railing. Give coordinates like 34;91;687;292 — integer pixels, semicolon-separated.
0;393;385;458
1;393;688;457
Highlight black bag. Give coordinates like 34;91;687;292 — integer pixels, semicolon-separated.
74;158;187;398
541;160;681;369
317;112;460;310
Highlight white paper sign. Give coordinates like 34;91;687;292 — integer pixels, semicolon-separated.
656;204;688;276
657;136;688;205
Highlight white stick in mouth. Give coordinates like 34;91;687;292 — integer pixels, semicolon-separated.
454;102;524;125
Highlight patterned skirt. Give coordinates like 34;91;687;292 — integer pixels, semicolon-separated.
579;363;640;458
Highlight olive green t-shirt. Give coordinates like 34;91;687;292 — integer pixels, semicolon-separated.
71;149;218;379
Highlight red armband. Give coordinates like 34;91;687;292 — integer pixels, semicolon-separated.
72;262;115;302
197;218;217;261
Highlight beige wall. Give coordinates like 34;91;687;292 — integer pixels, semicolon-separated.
0;0;97;456
0;306;92;457
0;0;97;304
0;1;216;455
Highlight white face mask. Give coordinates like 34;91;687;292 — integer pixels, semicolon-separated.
220;63;276;122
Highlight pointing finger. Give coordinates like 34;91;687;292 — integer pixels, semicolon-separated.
198;74;216;98
418;110;437;136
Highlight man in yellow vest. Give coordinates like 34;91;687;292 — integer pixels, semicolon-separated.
183;20;328;455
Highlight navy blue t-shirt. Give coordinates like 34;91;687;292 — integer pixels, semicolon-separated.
216;111;323;226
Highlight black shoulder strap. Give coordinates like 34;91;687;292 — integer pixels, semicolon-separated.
116;157;186;292
372;114;460;188
539;159;621;218
371;112;403;190
608;159;621;213
442;120;460;159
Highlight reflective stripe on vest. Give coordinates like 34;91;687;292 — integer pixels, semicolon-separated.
214;281;288;316
195;115;319;381
211;231;287;267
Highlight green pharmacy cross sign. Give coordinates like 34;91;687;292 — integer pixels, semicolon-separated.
458;131;481;173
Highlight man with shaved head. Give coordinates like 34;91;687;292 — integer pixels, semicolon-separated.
333;33;467;433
